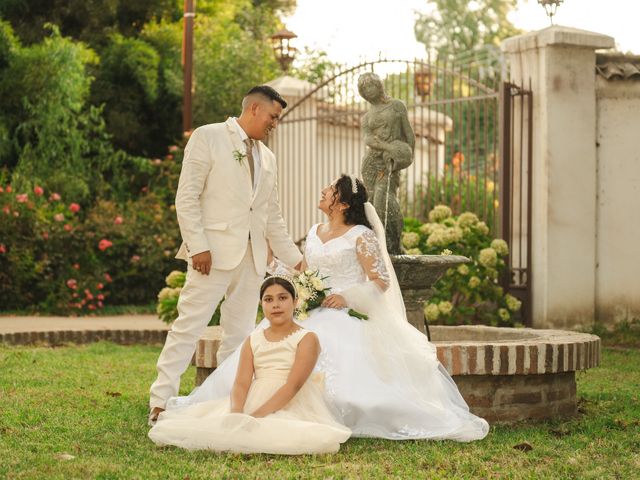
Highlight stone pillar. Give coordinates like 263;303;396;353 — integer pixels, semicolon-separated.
501;27;614;330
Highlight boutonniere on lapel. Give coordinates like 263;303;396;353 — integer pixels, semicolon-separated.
232;149;246;164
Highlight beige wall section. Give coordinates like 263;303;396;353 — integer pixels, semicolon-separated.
595;78;640;325
502;26;615;330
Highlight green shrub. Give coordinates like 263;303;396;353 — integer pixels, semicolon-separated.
0;185;182;312
156;270;221;326
403;205;521;327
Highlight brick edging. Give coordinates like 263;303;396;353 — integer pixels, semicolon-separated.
435;337;601;376
0;329;168;346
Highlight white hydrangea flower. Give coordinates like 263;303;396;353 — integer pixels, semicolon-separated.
158;287;174;301
428;205;453;223
498;308;510;321
479;247;498;268
426;229;448;247
402;231;420;249
424;303;440;321
468;276;481;289
505;294;522;312
457;264;469;275
438;301;453;315
457;212;479;227
476;221;490;236
165;270;186;288
441;249;453;255
491;238;509;256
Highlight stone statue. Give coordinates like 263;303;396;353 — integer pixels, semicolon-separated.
358;72;415;254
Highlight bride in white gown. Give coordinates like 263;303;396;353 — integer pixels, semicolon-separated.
167;174;489;441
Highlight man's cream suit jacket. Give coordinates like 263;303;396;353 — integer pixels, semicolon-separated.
175;118;302;275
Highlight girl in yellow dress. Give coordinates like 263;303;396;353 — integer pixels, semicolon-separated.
148;276;351;454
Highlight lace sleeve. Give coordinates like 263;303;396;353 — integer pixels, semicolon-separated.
356;229;390;290
266;256;299;276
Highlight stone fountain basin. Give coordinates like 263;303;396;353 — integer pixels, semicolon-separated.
194;324;600;424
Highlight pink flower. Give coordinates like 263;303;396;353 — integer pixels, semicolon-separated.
98;239;113;251
152;159;162;166
42;231;49;240
66;279;78;290
2;205;9;215
5;185;12;193
141;186;148;193
88;304;96;311
114;216;123;225
168;145;179;153
97;283;104;290
104;273;113;283
97;301;104;308
73;263;80;270
33;186;44;196
72;293;78;298
49;193;61;202
97;294;105;301
64;224;72;232
16;194;28;203
0;244;6;254
165;154;173;161
131;255;141;263
54;213;64;222
0;186;3;193
69;203;81;213
13;211;19;217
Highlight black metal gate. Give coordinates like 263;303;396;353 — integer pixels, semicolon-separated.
499;82;533;326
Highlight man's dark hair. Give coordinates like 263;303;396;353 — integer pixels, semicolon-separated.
246;85;287;109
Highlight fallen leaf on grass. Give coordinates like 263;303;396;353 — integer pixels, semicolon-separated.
55;453;75;461
106;391;122;397
513;442;533;452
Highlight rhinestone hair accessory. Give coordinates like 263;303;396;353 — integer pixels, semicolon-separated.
261;274;298;299
349;175;358;194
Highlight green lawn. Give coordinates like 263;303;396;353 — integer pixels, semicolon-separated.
1;343;638;479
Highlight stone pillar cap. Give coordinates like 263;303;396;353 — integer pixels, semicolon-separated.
501;25;615;53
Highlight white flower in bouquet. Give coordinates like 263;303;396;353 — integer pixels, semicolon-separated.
311;277;325;291
298;287;312;301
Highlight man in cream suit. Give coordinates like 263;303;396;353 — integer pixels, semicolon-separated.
149;86;302;424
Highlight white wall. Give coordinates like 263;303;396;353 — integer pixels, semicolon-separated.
595;78;640;325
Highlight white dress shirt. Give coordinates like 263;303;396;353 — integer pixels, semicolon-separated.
230;117;261;192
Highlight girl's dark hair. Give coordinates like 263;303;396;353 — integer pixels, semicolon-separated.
330;174;373;229
260;276;296;300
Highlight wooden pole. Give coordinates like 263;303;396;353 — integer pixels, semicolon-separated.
182;0;195;134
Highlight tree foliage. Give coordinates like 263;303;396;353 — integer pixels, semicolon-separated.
415;0;519;60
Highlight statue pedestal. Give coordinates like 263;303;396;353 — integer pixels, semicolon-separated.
391;255;470;336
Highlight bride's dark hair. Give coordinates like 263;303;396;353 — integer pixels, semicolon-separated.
331;174;373;229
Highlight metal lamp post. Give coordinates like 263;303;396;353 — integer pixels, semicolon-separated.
537;0;564;25
270;29;298;73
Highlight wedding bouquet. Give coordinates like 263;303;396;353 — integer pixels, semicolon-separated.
294;269;368;321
